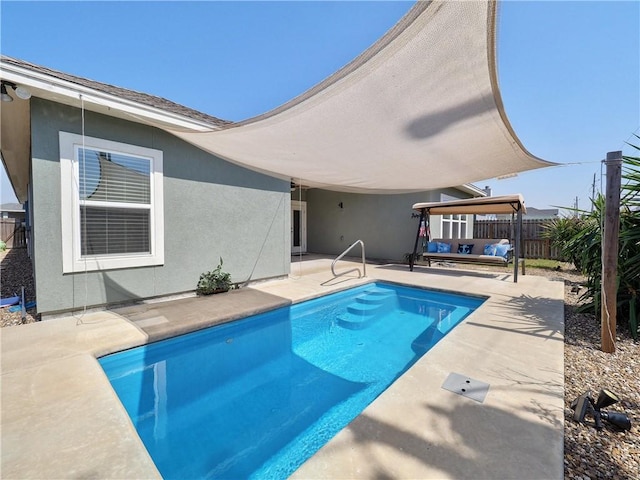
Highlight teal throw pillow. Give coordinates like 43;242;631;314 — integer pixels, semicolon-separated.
494;244;511;258
437;242;451;253
483;243;497;256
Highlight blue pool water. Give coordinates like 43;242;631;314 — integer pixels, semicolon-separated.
99;282;484;479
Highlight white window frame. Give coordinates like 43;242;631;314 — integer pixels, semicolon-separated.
60;132;164;273
438;193;471;240
440;213;469;239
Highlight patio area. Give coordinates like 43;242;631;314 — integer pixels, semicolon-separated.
0;256;564;479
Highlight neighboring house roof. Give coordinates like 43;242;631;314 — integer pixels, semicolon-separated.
1;1;554;200
497;207;558;220
490;206;559;220
0;203;24;213
524;207;559;219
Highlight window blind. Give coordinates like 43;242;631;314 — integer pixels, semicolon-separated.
79;149;150;203
78;148;152;256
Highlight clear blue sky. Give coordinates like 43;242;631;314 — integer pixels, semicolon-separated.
1;1;638;213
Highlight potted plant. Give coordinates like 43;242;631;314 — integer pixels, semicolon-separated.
196;257;232;295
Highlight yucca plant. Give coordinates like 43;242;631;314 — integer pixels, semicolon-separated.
567;196;604;318
618;145;640;337
542;215;585;267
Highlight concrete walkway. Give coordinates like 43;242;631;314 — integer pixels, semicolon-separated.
1;257;564;479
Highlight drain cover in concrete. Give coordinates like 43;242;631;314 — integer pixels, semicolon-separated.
442;372;490;403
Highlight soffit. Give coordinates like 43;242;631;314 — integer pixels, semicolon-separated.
0;98;31;202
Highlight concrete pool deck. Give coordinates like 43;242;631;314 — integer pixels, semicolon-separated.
1;257;564;479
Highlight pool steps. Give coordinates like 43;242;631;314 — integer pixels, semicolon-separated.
336;287;471;333
337;288;396;329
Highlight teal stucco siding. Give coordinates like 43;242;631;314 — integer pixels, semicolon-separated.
305;188;473;262
30;99;290;315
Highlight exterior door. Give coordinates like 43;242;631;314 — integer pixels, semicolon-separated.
291;200;307;254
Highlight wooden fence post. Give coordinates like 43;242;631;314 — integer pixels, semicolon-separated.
601;151;622;353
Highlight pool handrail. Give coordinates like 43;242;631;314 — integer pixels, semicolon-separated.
331;239;366;278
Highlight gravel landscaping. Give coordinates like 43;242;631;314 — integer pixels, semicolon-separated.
0;248;37;326
1;248;638;478
563;278;639;480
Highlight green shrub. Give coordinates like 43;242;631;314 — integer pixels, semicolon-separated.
196;257;232;295
0;240;6;251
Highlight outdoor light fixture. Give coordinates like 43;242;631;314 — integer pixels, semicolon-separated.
571;389;632;431
1;83;12;102
1;81;32;102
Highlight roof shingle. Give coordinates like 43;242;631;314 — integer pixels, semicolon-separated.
1;55;233;128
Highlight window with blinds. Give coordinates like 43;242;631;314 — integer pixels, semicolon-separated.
78;148;151;255
60;132;164;273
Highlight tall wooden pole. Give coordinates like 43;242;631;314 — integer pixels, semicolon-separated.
601;151;622;353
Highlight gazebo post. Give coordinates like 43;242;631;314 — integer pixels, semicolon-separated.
510;211;515;244
410;208;426;271
513;205;522;282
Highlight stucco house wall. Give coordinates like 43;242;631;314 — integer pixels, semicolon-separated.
305;188;475;262
30;98;290;315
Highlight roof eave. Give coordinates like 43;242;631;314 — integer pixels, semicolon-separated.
0;59;220;133
456;184;488;197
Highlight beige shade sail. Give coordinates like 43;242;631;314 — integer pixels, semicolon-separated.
167;1;554;193
413;194;526;215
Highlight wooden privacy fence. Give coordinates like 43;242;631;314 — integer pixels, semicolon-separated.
473;219;560;260
1;219;26;248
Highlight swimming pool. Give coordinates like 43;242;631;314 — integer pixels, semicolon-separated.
99;282;484;479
